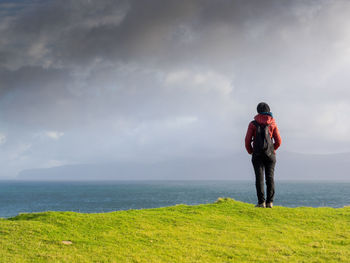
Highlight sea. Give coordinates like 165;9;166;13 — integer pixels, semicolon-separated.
0;180;349;218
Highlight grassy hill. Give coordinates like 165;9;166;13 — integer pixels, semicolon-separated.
0;198;349;262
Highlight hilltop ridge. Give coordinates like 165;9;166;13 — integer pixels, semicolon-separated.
1;198;349;262
16;152;350;181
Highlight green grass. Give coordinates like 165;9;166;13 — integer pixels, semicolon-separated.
0;198;349;262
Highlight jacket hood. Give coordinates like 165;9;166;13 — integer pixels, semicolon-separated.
254;114;275;125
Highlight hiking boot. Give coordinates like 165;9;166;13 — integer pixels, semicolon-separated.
266;202;273;208
255;202;266;208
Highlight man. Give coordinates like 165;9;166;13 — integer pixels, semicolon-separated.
245;102;282;208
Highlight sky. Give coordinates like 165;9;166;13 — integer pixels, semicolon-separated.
1;0;350;178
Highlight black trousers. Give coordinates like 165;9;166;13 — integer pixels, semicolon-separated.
252;153;276;204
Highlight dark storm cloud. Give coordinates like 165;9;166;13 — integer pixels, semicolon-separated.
0;0;328;68
0;0;339;120
1;0;348;123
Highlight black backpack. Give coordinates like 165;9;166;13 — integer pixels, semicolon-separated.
252;121;274;156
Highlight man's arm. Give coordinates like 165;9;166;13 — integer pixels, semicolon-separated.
273;125;282;150
245;122;254;154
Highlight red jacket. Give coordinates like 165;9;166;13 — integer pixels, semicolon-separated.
245;114;281;154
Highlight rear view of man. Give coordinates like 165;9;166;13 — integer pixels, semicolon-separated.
245;102;282;208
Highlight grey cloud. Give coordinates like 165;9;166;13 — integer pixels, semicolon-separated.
1;0;334;69
0;0;350;178
0;66;75;128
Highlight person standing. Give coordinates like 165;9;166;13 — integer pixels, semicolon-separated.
245;102;282;208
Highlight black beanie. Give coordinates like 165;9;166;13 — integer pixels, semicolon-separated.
257;102;270;113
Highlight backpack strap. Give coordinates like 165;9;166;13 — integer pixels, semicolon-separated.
252;120;270;127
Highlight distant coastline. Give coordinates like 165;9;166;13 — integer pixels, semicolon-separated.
14;152;350;181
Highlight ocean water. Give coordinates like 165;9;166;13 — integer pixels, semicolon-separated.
0;180;349;218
